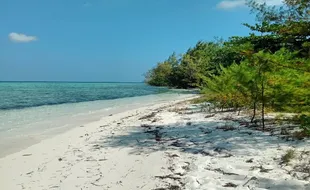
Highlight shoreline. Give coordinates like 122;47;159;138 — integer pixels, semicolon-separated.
1;96;309;190
0;93;196;158
0;96;198;190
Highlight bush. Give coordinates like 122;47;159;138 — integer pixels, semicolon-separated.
299;114;310;136
281;149;295;164
190;96;209;104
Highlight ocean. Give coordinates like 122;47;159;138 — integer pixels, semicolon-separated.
0;82;194;157
0;82;171;110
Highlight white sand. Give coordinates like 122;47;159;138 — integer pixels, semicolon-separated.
1;98;310;190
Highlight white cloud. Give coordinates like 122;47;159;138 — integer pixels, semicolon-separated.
217;0;284;10
217;0;246;9
8;32;38;43
263;0;284;6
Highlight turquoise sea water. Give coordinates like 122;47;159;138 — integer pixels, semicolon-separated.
0;82;194;157
0;82;170;110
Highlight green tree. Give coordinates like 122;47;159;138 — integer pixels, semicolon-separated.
145;61;172;86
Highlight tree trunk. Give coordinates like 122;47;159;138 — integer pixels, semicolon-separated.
261;81;265;131
251;101;256;123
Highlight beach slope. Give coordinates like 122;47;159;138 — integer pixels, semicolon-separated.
1;98;309;190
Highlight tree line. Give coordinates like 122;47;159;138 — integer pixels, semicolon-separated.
145;0;310;133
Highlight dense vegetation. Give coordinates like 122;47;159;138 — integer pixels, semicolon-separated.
145;0;310;132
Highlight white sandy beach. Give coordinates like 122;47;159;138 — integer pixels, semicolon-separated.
1;97;310;190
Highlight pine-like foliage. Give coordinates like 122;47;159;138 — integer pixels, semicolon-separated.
144;0;310;130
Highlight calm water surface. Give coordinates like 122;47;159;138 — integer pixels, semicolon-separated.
0;82;194;157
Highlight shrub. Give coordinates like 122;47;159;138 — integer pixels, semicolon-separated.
299;114;310;136
281;149;295;164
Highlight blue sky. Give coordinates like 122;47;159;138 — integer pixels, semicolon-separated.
0;0;282;82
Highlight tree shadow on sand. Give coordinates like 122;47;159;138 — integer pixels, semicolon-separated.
94;118;300;157
92;115;309;190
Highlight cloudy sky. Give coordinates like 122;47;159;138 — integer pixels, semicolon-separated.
0;0;283;82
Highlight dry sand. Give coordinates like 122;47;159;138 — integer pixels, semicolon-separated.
1;97;309;190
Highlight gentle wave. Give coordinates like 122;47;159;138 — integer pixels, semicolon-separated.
0;82;170;110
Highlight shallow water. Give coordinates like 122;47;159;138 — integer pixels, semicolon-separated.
0;82;170;110
0;82;194;157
